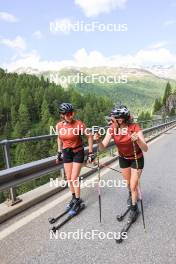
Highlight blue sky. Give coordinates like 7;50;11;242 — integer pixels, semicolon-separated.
0;0;176;71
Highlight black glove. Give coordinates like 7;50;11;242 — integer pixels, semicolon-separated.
56;151;63;163
87;152;96;163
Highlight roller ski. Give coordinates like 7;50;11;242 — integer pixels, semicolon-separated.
48;209;69;224
50;198;85;233
116;206;131;222
116;204;139;243
116;190;132;222
48;196;76;224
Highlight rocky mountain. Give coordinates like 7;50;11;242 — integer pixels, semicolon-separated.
14;65;176;81
166;93;176;112
146;65;176;80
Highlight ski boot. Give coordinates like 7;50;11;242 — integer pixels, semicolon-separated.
127;204;139;223
68;198;84;217
66;196;76;210
127;191;132;207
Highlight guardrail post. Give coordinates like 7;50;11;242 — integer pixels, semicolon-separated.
60;168;65;180
3;142;22;206
110;148;114;157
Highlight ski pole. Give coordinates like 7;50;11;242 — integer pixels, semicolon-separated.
92;126;102;223
84;163;121;174
132;140;146;232
97;163;121;173
97;141;102;223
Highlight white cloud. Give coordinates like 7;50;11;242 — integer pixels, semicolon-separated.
73;48;107;67
148;41;168;49
125;48;176;67
72;48;176;68
2;47;176;72
164;20;176;27
2;50;74;72
49;18;73;34
0;36;26;51
74;0;127;17
33;30;43;39
0;11;18;22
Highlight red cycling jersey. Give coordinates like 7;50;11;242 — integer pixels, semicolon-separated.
109;123;143;159
56;119;86;149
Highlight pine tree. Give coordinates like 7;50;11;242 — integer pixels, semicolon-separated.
137;111;145;122
0;68;5;78
145;111;151;120
163;82;172;106
41;99;50;123
153;98;162;113
15;104;31;137
11;106;18;127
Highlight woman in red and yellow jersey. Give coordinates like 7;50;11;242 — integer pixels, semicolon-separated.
56;103;95;216
95;105;148;222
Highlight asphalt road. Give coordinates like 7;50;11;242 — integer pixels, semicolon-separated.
0;127;176;264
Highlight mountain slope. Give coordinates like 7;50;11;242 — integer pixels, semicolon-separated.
43;67;176;113
14;66;176;113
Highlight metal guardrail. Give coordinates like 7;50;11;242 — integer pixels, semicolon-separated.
0;117;176;205
0;141;115;192
0;118;170;147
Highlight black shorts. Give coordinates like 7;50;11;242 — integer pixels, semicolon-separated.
119;155;144;169
63;148;85;163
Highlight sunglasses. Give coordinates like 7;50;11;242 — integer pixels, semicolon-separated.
111;115;123;119
61;112;73;117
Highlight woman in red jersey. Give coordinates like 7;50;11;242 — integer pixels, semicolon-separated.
56;103;95;216
95;105;148;222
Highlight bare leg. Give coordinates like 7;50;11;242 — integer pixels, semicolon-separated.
71;162;82;198
130;168;142;205
64;163;74;193
121;167;131;190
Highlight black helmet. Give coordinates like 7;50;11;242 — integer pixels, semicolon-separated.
110;105;130;121
59;103;74;114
